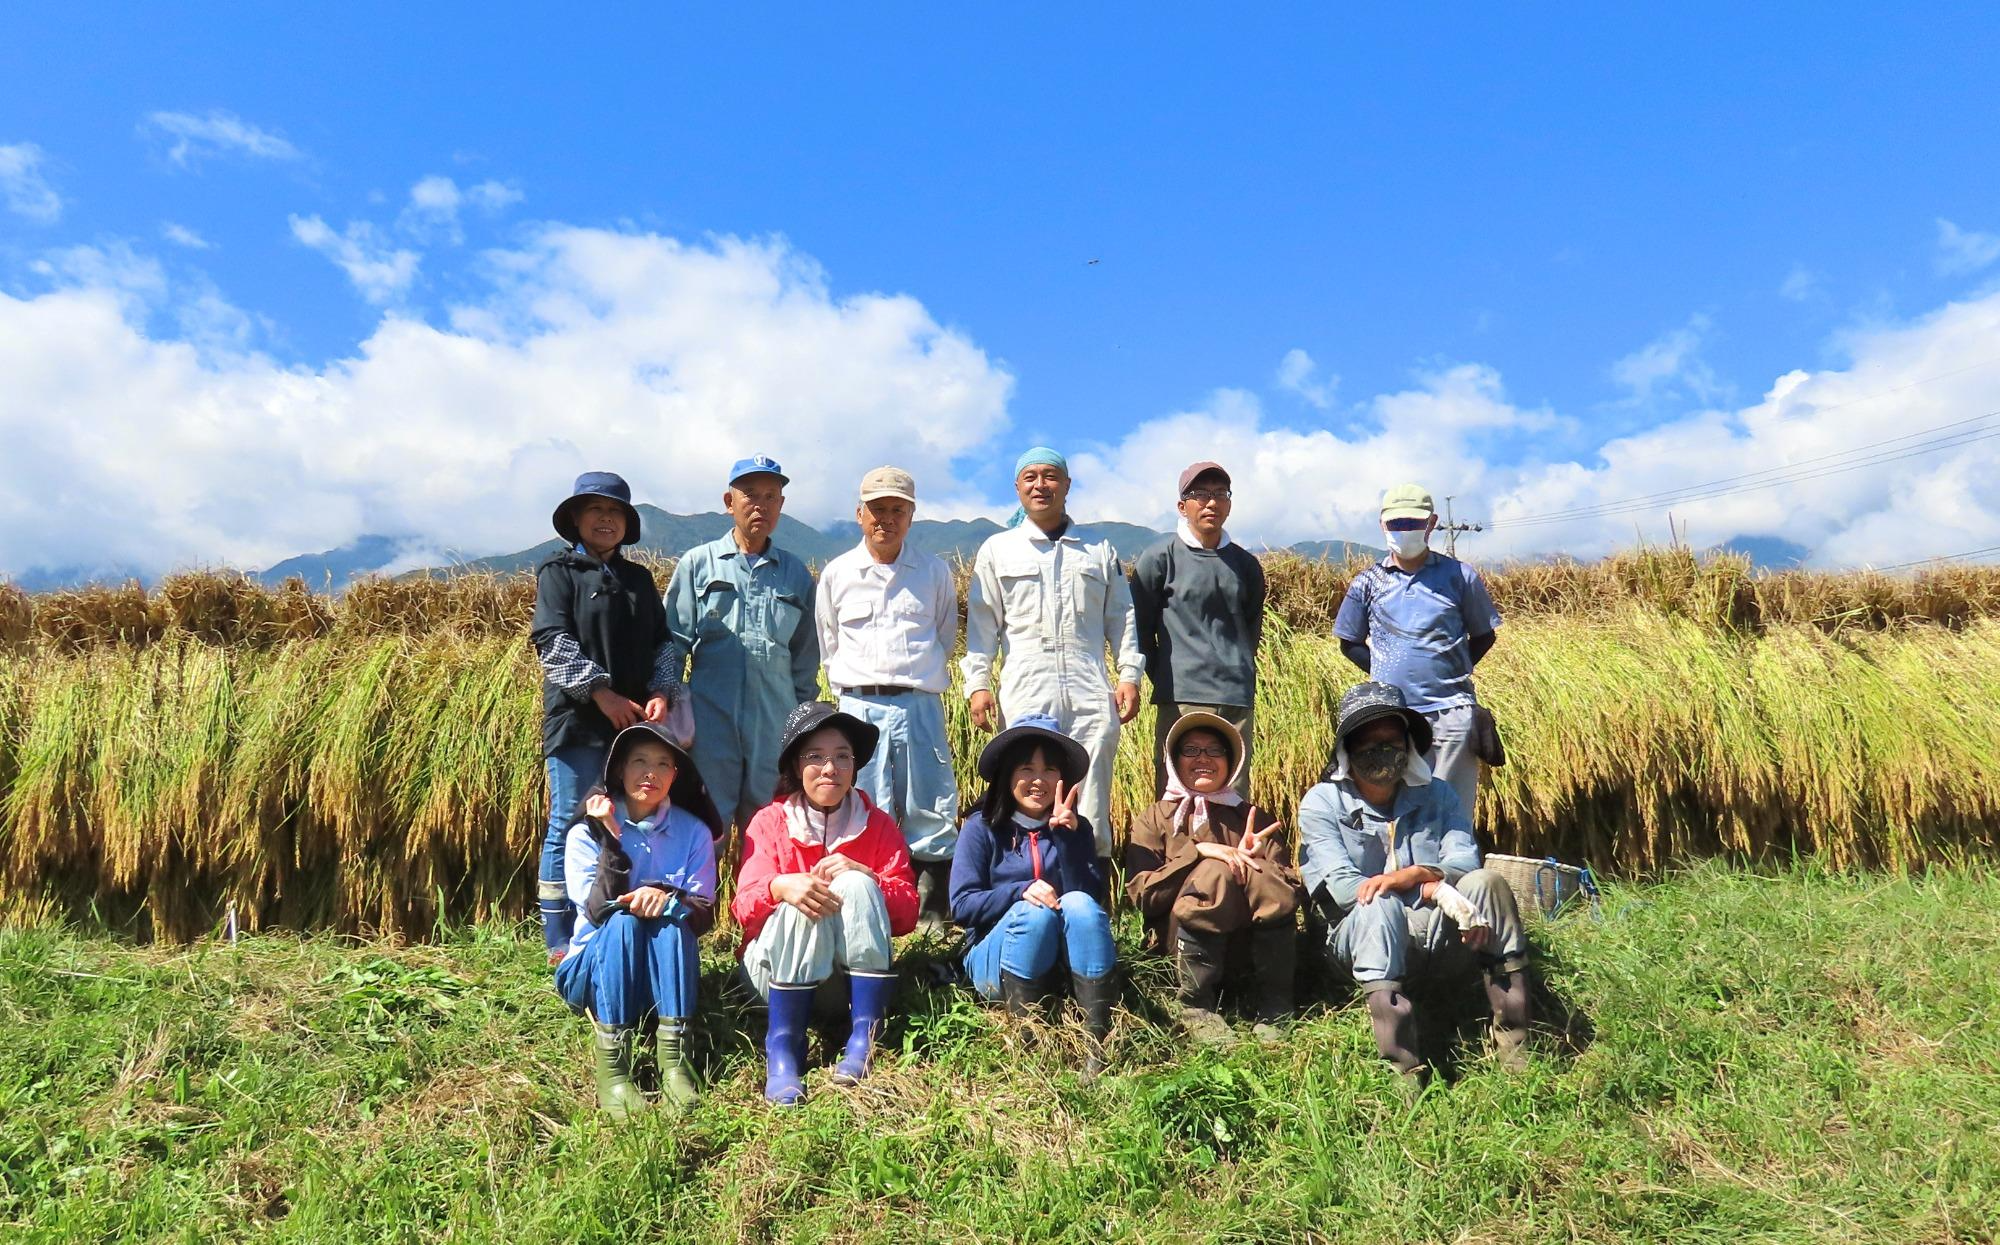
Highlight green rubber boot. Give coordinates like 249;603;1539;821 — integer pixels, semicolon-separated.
591;1018;648;1118
655;1020;701;1110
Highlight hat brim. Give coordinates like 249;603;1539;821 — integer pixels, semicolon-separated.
599;722;727;839
858;487;917;504
553;493;643;546
1162;711;1246;788
730;469;790;488
1379;506;1433;522
779;710;880;775
977;723;1089;788
1336;702;1433;755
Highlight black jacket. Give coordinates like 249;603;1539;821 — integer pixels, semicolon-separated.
530;548;672;755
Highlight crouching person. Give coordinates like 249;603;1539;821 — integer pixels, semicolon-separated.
1125;712;1300;1044
733;701;919;1106
950;715;1120;1078
555;722;725;1116
1297;682;1532;1087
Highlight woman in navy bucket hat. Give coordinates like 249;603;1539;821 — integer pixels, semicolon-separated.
530;471;690;963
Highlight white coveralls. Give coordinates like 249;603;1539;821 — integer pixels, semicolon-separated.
961;522;1144;856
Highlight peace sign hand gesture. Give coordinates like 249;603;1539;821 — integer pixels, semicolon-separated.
1047;779;1082;831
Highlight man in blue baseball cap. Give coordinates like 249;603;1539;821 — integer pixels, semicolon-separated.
664;455;822;836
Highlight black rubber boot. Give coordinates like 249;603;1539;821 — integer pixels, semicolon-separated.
913;860;953;936
1071;970;1119;1080
1174;930;1234;1044
1364;987;1429;1088
1247;923;1297;1041
999;969;1041;1019
1483;962;1533;1070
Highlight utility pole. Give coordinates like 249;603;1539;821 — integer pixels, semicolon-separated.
1441;495;1484;559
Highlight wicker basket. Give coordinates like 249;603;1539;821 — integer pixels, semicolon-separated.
1486;854;1599;918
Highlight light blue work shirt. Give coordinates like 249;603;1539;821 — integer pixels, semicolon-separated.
663;535;820;824
562;799;719;953
1296;774;1481;915
1333;551;1501;713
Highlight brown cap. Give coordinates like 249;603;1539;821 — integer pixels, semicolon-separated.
1178;461;1230;496
858;466;917;504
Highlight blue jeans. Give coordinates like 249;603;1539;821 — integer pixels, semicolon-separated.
964;893;1117;999
540;741;609;952
839;690;960;861
554;911;699;1024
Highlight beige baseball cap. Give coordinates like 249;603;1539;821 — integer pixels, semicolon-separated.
859;466;917;503
1380;482;1435;520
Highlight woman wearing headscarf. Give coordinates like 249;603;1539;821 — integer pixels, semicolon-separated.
732;701;919;1105
1124;712;1300;1043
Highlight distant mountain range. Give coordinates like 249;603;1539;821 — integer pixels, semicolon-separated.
4;516;1817;593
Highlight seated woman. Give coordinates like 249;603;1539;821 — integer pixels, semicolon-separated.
733;701;919;1106
1297;682;1532;1087
555;721;725;1116
949;714;1119;1077
1124;712;1301;1043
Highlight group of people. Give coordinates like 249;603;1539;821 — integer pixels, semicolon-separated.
530;449;1531;1114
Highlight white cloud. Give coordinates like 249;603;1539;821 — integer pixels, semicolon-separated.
398;174;522;243
0;142;63;222
0;227;1012;580
289;214;421;304
1778;264;1820;303
160;222;211;250
1274;347;1336;409
142;110;301;167
1608;314;1727;405
1935;218;2000;277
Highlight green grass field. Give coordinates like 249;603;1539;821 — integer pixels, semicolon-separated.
5;862;1997;1243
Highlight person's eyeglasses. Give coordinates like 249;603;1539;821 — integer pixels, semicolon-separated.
800;751;857;771
1182;490;1231;504
1384;517;1429;531
1176;745;1228;760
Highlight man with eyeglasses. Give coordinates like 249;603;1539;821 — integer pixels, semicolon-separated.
1130;461;1267;799
1332;483;1501;818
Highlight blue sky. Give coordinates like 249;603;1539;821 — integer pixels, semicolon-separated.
4;4;2000;577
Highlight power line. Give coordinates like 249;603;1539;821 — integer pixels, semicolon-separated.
1498;408;2000;526
1494;417;2000;530
1869;544;2000;573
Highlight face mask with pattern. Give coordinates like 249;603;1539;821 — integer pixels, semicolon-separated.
1351;741;1408;786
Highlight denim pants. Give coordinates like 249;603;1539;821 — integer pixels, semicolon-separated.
1424;703;1479;819
964;893;1117;999
1325;868;1528;993
839;690;961;861
540;741;610;952
740;870;894;998
554;911;699;1025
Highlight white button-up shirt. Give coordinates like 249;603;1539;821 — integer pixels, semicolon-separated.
815;541;960;694
961;520;1144;704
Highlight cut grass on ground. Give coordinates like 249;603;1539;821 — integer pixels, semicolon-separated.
3;861;1998;1244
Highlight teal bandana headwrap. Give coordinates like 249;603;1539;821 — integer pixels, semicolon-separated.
1008;447;1069;527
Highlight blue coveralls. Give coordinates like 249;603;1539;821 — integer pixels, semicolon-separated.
663;535;821;830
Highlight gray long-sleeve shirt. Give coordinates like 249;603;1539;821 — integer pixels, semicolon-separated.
1129;534;1265;707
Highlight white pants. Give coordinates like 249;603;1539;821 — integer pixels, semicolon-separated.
740;870;893;997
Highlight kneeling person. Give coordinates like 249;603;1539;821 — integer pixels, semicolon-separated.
555;722;725;1116
950;715;1120;1077
733;701;919;1106
1297;682;1532;1085
1125;712;1300;1043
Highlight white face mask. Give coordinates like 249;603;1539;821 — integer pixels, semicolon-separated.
1385;528;1429;558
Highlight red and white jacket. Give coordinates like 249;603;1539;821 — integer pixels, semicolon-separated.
731;791;920;952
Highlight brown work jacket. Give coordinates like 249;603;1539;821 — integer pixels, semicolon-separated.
1123;798;1302;953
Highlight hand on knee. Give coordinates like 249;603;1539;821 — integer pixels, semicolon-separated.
828;869;883;903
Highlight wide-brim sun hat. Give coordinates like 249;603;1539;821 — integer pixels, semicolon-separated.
777;700;881;776
977;713;1089;787
598;720;726;840
1161;710;1247;789
1334;681;1433;755
553;471;642;546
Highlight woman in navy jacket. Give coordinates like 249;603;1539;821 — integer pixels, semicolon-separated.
949;714;1119;1076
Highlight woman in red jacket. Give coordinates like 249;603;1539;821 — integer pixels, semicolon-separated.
733;700;919;1105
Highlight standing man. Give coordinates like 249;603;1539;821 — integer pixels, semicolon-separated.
1333;483;1501;818
665;455;821;835
815;466;962;933
1130;461;1266;799
963;447;1144;862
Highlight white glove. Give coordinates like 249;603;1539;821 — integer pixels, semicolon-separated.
1431;881;1488;931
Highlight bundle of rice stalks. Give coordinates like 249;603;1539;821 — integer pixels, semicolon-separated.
0;583;30;650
